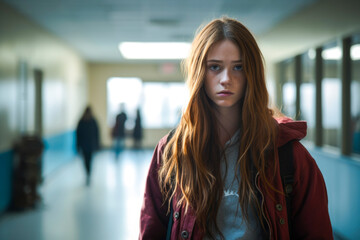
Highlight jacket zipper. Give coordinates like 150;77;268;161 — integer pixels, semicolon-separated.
255;172;271;240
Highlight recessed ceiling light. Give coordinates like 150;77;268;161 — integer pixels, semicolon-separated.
119;42;191;60
307;48;316;59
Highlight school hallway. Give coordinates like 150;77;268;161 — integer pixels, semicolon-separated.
1;0;360;238
0;149;153;240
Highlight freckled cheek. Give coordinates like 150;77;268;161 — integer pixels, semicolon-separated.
204;76;217;92
203;80;212;98
237;77;247;95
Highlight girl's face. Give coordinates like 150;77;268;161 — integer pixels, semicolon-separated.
204;40;247;111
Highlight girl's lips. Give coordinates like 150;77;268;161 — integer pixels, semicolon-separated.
217;90;233;96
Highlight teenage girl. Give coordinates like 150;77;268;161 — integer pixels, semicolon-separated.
139;17;333;240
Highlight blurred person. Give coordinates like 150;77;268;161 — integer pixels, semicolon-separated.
76;106;99;186
139;17;333;239
112;103;127;158
133;108;143;149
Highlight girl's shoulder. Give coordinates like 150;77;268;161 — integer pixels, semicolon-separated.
276;117;307;147
158;132;172;149
290;141;323;183
158;129;176;150
151;132;173;166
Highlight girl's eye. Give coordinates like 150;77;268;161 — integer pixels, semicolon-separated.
209;65;220;71
234;65;243;71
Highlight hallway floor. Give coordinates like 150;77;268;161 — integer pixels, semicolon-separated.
0;149;342;240
0;149;153;240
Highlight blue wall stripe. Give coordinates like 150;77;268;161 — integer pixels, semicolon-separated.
42;130;77;177
0;130;77;214
0;150;13;214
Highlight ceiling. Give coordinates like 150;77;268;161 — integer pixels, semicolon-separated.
4;0;317;62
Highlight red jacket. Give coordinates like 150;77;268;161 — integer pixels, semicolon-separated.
139;118;333;239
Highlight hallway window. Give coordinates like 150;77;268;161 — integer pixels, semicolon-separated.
142;82;188;128
351;35;360;154
281;59;296;119
107;78;188;129
300;50;315;142
322;42;341;148
107;77;143;130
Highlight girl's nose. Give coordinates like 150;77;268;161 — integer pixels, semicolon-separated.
220;69;231;86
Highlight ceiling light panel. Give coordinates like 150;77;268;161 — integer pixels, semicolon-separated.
119;42;191;59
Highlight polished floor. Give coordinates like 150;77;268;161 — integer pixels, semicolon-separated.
0;149;153;240
0;149;342;240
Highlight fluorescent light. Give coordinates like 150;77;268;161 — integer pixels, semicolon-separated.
307;48;315;59
119;42;191;59
351;44;360;60
322;46;341;60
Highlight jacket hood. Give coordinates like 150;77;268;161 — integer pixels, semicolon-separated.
276;117;307;147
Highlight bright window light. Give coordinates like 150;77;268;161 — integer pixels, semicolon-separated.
119;42;191;59
282;82;296;118
322;46;342;60
322;78;341;128
142;82;188;128
351;44;360;60
107;77;142;128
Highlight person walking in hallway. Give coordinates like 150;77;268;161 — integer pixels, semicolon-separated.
76;106;99;186
133;108;143;149
112;103;127;158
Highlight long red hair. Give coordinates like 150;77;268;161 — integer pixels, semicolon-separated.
159;17;278;239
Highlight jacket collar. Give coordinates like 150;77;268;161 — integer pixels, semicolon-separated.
275;117;307;147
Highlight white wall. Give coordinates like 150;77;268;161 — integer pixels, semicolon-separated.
0;2;88;151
